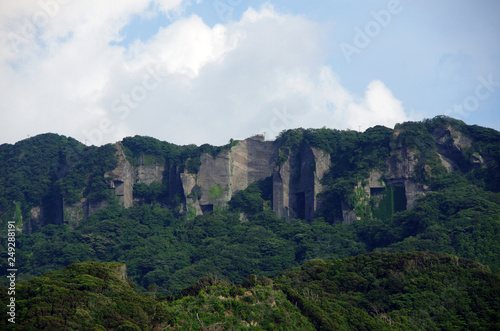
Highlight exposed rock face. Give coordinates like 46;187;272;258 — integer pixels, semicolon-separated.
61;143;152;224
137;165;164;184
434;126;472;150
433;125;482;172
20;122;496;235
180;172;202;216
437;154;454;172
61;126;487;226
108;143;135;208
402;180;423;210
63;200;86;228
273;158;291;219
341;125;483;223
386;147;427;210
197;151;233;208
312;148;332;214
184;135;279;212
231;136;279;193
273;144;331;221
388;146;418;180
174;135;330;220
368;170;385;189
83;133;448;224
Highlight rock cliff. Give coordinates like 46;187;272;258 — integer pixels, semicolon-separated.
181;134;279;214
70;125;490;224
339;124;489;223
10;117;495;233
273;144;331;221
79;134;331;221
108;143;135;208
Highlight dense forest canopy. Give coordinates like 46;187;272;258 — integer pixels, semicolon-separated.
1;253;498;330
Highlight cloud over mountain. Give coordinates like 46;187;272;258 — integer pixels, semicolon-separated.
0;1;410;146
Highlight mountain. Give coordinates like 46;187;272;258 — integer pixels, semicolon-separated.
1;116;498;233
0;115;499;328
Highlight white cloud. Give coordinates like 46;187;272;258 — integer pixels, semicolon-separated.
154;0;185;16
0;2;411;147
355;80;407;130
127;15;237;77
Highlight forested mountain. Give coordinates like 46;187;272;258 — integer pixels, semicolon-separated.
1;116;499;329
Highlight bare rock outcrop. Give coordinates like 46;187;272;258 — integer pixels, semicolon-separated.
92;127;484;224
176;136;330;221
386;147;427;210
137;165;164;185
108;143;135;208
63;200;86;228
185;135;278;212
180;171;202;216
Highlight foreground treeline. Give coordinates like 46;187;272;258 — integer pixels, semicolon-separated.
1;253;499;330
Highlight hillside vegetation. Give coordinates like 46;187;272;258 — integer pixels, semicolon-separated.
0;116;499;329
2;253;499;330
1;168;499;296
0;262;170;330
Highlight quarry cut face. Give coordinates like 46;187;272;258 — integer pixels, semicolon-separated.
15;119;494;233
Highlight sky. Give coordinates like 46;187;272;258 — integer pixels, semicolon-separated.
1;0;499;146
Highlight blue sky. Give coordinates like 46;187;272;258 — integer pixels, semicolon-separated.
1;0;499;146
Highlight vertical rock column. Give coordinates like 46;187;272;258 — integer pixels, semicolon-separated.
311;147;331;219
108;143;135;208
273;159;292;219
